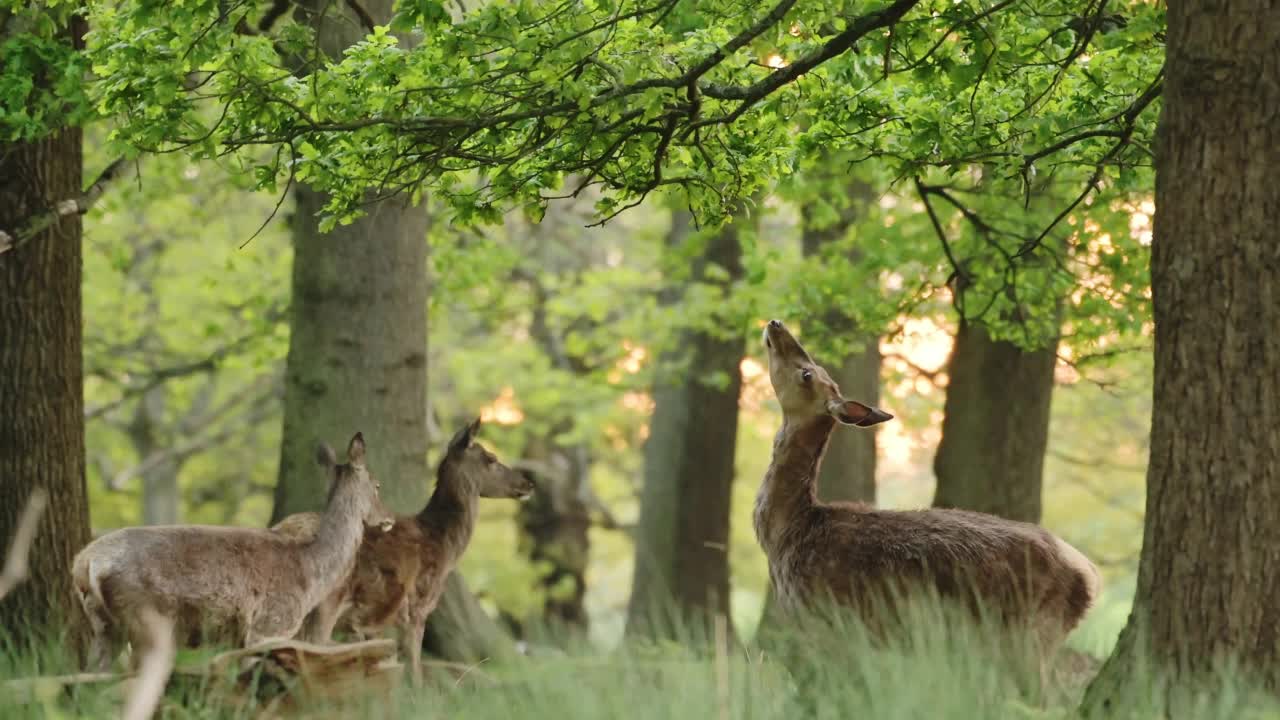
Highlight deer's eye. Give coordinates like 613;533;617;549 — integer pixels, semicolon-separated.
800;369;813;383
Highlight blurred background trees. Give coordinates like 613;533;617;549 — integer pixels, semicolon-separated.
16;0;1272;706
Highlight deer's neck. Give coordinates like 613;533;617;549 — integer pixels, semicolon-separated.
300;477;368;610
416;469;479;568
754;415;835;556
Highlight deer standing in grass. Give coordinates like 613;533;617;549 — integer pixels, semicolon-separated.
72;432;393;670
272;418;534;682
756;320;1101;663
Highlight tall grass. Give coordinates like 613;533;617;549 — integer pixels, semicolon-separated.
2;592;1277;720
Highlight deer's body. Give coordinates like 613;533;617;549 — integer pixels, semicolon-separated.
757;320;1100;655
72;434;391;670
273;419;533;682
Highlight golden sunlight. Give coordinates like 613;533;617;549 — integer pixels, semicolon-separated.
881;317;952;389
479;386;525;425
766;54;788;69
607;340;649;384
738;357;773;412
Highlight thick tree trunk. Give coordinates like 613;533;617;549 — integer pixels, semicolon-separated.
626;210;746;642
271;187;430;517
931;320;1057;523
0;128;93;637
1083;0;1280;706
270;0;509;661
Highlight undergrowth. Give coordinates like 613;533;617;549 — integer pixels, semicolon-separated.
1;588;1276;720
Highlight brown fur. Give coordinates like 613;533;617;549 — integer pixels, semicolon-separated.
757;320;1101;656
272;418;534;682
71;433;393;671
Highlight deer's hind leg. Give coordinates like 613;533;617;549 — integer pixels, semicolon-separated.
78;594;123;672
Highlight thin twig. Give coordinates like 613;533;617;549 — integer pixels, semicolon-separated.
0;489;50;601
120;609;176;720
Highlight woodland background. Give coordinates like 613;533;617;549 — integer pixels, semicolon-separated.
1;0;1276;716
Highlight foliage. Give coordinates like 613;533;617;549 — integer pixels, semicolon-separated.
80;0;1162;231
0;0;95;140
81;133;291;530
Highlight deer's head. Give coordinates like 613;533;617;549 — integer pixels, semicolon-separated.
763;319;893;428
319;432;395;532
443;418;536;499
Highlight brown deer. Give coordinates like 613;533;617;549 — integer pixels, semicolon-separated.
72;432;394;670
756;320;1100;661
272;418;534;682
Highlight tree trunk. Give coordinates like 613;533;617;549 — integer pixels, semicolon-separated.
1083;0;1280;706
131;385;181;525
931;320;1057;523
518;435;591;640
269;0;509;661
271;187;430;517
626;210;746;642
422;573;516;663
0;128;93;637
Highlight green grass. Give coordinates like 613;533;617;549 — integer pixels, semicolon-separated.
2;595;1278;720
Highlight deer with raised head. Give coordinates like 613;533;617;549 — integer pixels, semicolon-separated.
272;417;534;682
73;432;394;670
756;320;1101;662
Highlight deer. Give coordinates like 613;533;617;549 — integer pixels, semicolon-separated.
271;417;535;683
756;319;1101;669
72;432;394;671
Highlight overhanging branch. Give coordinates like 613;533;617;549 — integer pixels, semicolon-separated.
0;156;131;256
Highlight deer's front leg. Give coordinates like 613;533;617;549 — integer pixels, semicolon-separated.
396;613;428;687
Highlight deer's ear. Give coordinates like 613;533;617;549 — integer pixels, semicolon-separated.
316;442;338;468
347;432;367;466
448;420;477;455
830;399;894;427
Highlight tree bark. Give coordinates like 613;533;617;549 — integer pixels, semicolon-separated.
518;435;592;639
931;320;1057;523
269;0;509;661
1083;0;1280;706
0;127;93;637
271;187;430;517
626;210;747;642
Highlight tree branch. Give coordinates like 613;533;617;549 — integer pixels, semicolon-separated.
0;156;131;256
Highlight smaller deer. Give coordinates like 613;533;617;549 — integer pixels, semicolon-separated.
73;433;393;670
756;320;1100;663
272;418;534;682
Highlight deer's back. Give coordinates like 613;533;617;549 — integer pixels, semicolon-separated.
772;504;1097;631
76;526;309;633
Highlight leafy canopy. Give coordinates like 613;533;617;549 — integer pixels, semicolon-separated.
81;0;1164;232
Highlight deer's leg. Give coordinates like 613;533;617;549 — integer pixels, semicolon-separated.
83;608;119;672
307;596;346;645
397;614;427;687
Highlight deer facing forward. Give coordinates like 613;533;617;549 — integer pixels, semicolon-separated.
756;320;1100;659
72;433;393;670
272;418;534;682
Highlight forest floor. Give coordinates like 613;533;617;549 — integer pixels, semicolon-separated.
1;597;1275;719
